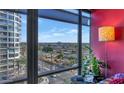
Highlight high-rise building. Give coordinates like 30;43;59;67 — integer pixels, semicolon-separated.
0;10;21;80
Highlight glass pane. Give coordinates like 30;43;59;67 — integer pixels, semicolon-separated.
38;18;78;75
82;12;91;26
63;9;78;14
82;11;91;18
0;10;27;83
82;19;91;78
38;9;79;24
82;26;90;44
38;70;78;84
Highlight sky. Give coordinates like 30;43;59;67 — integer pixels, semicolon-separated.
20;15;90;43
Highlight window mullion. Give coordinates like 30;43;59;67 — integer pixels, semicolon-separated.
27;9;38;84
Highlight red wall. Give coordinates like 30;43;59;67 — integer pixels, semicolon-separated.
91;9;124;77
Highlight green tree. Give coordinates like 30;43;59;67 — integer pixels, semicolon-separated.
56;51;64;63
68;56;75;65
56;52;64;59
42;46;53;62
16;56;26;75
42;46;53;53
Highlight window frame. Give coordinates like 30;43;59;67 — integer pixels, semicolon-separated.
1;9;91;84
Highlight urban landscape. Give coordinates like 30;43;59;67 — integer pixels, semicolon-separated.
0;10;90;84
20;42;89;84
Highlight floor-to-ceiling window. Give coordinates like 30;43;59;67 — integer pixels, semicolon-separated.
38;10;79;84
0;9;91;84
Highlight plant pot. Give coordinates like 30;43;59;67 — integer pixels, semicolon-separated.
93;76;105;83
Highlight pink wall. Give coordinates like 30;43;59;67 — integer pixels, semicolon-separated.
91;9;124;77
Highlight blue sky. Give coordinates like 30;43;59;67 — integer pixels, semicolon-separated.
20;15;27;42
21;15;90;43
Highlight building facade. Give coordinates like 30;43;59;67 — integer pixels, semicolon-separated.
0;10;21;80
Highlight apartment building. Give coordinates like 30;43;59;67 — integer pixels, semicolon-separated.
0;10;21;80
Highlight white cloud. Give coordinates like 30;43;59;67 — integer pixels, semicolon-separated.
48;28;67;37
53;33;64;36
49;27;57;32
66;29;77;34
42;35;51;38
38;28;78;42
42;28;78;37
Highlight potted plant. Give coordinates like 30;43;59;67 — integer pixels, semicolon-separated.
82;46;108;83
91;57;105;82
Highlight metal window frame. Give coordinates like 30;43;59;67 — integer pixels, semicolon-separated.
27;9;38;84
0;9;91;84
38;9;90;26
5;9;90;26
78;9;82;75
4;65;78;84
